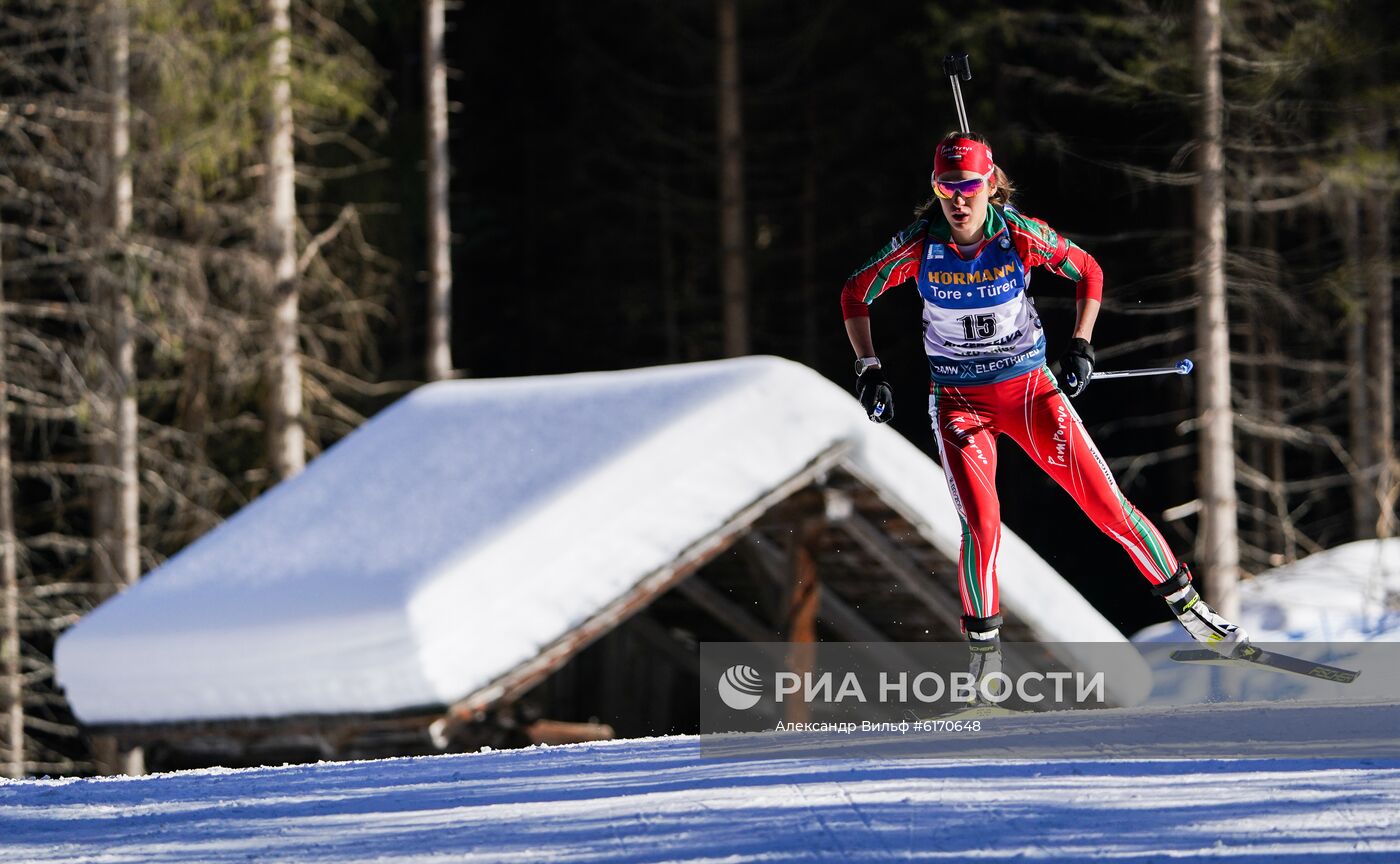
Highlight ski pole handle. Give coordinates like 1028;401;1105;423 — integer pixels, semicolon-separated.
1066;358;1194;388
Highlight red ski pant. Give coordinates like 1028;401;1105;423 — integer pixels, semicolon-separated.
930;365;1180;621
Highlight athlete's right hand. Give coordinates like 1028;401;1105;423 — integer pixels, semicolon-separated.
856;365;894;423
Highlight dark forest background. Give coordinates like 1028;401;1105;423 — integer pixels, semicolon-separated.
362;0;1396;635
1;0;1396;775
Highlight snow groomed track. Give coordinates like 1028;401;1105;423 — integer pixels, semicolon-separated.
4;720;1400;862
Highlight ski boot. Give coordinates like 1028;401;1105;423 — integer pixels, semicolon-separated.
1152;563;1249;653
962;614;1008;707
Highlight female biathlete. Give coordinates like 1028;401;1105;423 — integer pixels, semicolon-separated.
841;131;1246;688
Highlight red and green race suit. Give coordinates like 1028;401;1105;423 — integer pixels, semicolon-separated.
841;206;1179;623
842;205;1102;385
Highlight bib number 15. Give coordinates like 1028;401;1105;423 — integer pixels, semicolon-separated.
958;314;996;340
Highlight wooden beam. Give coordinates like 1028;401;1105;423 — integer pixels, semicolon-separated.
836;511;965;633
785;518;823;644
98;707;448;754
745;532;927;674
524;719;614;746
737;542;781;622
625;613;700;675
675;577;776;642
784;517;823;724
744;532;881;643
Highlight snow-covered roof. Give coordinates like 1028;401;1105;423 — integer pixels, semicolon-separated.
55;356;1123;725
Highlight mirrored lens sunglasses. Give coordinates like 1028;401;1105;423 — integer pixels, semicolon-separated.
931;170;993;200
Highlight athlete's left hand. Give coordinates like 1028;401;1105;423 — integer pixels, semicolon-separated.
1057;338;1095;398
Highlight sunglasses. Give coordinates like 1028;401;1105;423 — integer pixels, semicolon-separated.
931;170;993;200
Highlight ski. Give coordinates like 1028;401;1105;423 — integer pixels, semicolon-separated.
1170;645;1360;684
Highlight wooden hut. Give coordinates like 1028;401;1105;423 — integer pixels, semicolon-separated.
55;357;1133;772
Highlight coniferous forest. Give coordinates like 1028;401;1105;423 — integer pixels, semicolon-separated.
1;0;1396;775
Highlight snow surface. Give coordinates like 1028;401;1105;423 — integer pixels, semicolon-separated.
56;357;1121;726
4;716;1400;862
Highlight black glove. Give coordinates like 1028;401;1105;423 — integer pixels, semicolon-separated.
856;364;894;423
1057;338;1095;398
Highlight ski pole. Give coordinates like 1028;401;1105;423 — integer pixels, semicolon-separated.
1066;358;1194;389
943;54;972;133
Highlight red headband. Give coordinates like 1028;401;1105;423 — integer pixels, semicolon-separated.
934;138;994;177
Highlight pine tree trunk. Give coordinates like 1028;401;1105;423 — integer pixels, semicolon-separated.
1362;174;1395;539
0;221;21;780
800;90;819;367
267;0;304;478
716;0;749;357
110;0;139;586
424;0;453;381
1260;214;1291;562
657;170;679;363
1235;196;1263;562
91;0;139;590
1193;0;1240;616
1342;192;1376;538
